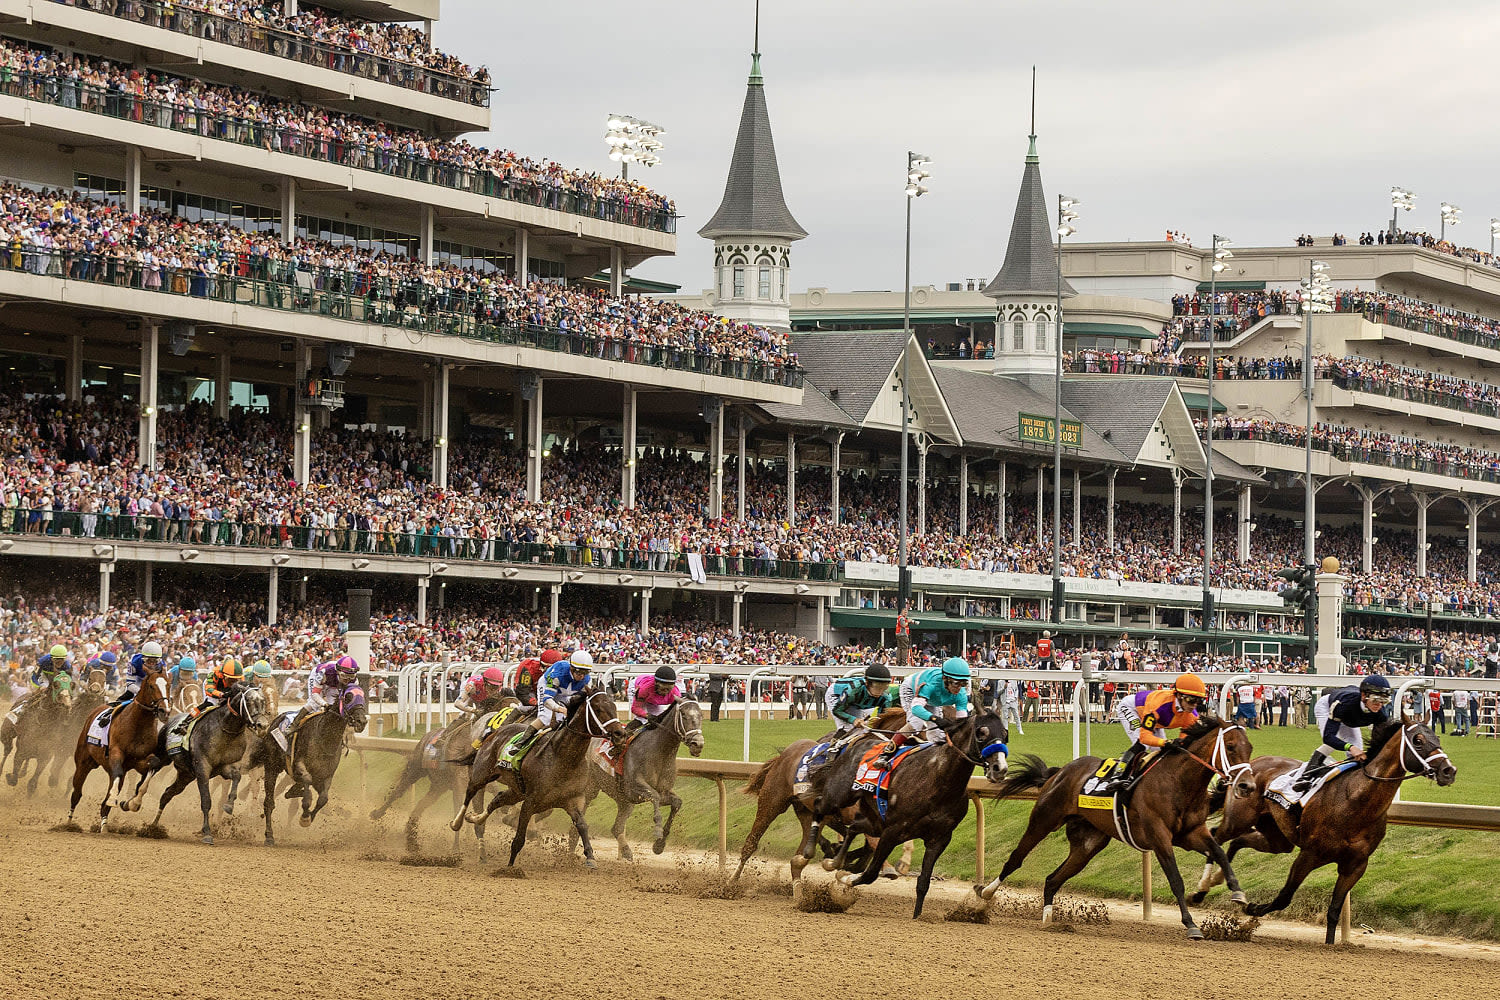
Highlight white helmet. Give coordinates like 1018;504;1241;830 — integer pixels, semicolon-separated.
568;650;594;671
141;640;164;659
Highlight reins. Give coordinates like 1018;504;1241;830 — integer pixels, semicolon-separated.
1361;723;1451;782
1174;724;1250;783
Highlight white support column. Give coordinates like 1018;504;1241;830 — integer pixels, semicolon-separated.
610;246;625;297
732;593;743;637
997;462;1007;541
830;431;844;527
139;322;159;471
268;568;279;627
526;376;544;501
958;454;969;537
67;335;83;402
280;176;297;247
516;228;530;286
142;564;153;606
550;584;561;629
283;0;297;15
1172;468;1184;556
416;577;428;625
1072;466;1081;546
125;147;142;216
1362;490;1376;576
418;374;433;439
431;364;449;489
1468;503;1481;583
98;563;113;614
1314;569;1347;674
916;436;928;536
1239;484;1253;564
215;350;231;420
419;205;436;266
737;413;747;523
1415;491;1431;578
621;387;637;508
816;595;826;643
786;431;797;526
1107;468;1117;551
709;399;725;519
639;588;651;635
293;343;310;484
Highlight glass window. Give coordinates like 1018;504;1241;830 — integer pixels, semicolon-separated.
733;267;745;298
758;266;771;299
1011;321;1024;352
1037;321;1048;354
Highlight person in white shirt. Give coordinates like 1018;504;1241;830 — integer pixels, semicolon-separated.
1452;687;1471;735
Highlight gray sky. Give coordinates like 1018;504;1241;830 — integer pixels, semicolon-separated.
435;0;1499;293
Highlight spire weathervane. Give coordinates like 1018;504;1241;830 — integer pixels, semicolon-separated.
1027;66;1038;164
754;0;760;56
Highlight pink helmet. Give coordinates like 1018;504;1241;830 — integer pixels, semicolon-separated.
336;655;359;679
481;666;506;687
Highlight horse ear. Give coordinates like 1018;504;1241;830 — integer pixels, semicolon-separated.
1401;708;1412;727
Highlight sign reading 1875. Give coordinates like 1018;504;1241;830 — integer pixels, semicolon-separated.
1018;412;1083;449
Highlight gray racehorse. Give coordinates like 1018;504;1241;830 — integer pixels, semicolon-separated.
149;681;270;844
578;699;705;860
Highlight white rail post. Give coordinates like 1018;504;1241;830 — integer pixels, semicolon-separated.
1393;677;1430;805
744;667;774;762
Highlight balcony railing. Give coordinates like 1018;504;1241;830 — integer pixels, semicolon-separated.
41;0;491;108
0;70;675;234
1211;426;1500;485
1;247;802;388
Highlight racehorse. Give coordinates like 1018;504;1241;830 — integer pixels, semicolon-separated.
149;682;271;844
826;707;1011;918
369;696;521;852
66;666;172;831
2;675;74;794
734;707;909;880
248;686;368;845
577;699;706;860
1195;713;1455;944
451;689;624;868
975;716;1252;939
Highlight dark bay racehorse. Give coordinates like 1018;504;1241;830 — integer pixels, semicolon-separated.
451;689;624;868
149;682;270;844
1196;714;1454;943
67;666;172;831
735;707;908;880
827;708;1011;918
975;716;1252;939
579;699;705;860
248;686;368;845
369;697;520;852
2;676;74;794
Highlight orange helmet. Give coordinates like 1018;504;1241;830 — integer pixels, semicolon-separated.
1172;672;1208;700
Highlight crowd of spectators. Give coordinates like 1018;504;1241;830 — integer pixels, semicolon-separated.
0;36;673;230
45;1;491;104
1207;416;1500;486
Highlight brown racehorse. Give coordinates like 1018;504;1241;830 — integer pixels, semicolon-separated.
734;707;910;880
976;716;1253;939
67;666;172;831
1196;714;1455;944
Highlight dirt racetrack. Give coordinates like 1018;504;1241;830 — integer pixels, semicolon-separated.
3;781;1498;1000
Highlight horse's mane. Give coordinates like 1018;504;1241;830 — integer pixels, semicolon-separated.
868;706;905;731
1180;715;1222;742
566;689;591;713
1367;715;1403;758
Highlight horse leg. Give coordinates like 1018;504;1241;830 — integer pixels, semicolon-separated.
26;751;44;796
507;804;534;867
611;799;637;861
1151;836;1204;939
1183;825;1247;907
151;763;193;828
823;825;859;873
734;784;794;880
47;750;66;789
896;840;915;876
261;762;281;846
1324;858;1368;945
401;780;443;848
656;790;683;855
371;758;419;821
566;800;598;870
67;749;95;824
1245;847;1324;919
303;778;331;826
448;775;485;832
126;765;157;812
223;770;242;815
846;834;900;889
978;802;1068;899
1192;838;1243;904
192;759;218;844
1041;821;1111;926
100;751;129;831
912;831;954;919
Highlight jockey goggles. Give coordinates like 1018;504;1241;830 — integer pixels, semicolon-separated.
1178;694;1205;710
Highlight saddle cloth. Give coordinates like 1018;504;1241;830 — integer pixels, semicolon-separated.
1266;759;1361;810
792;741;835;795
165;706;217;756
470;705;521;751
590;736;629;777
86;711;112;748
269;710;300;752
852;741;928;819
496;730;539;772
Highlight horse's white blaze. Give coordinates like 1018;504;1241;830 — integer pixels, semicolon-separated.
155;677;169;701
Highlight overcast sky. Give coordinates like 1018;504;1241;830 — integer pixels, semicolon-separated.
435;0;1499;293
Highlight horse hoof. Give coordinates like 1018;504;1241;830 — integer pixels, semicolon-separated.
264;837;275;847
1187;926;1205;941
652;838;667;856
584;858;597;871
222;803;234;816
298;815;312;828
5;775;16;786
1041;904;1054;926
620;848;634;862
202;836;215;846
369;810;382;821
1188;891;1206;905
819;858;838;872
1230;891;1248;907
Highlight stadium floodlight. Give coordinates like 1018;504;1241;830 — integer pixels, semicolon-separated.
1202;233;1232;636
1211;239;1234;273
1440;202;1462;241
1492;218;1500;257
1050;191;1080;623
604;114;665;180
1389;187;1414;240
905;153;931;198
899;150;934;656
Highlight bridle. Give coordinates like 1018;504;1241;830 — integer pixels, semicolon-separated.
576;691;623;738
953;714;1009;768
669;701;703;748
1362;723;1452;782
1175;723;1251;784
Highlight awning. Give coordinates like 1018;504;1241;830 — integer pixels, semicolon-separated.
1063;322;1155;340
1179;391;1228;413
1195;280;1265;291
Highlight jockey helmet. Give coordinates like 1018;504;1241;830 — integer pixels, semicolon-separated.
941;657;972;682
569;650;595;672
141;640;164;660
653;666;677;685
864;663;892;684
221;659;244;682
1359;674;1391;699
248;661;272;679
98;650;118;666
481;666;506;687
336;655;359;679
540;648;565;666
49;643;67;660
1172;673;1208;701
177;656;196;674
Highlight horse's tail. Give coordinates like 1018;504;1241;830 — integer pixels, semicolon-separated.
992;753;1057;800
743;753;780;796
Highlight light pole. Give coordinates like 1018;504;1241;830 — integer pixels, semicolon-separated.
1389;187;1414;240
1204;235;1232;643
1053;194;1079;624
1301;259;1332;566
1490;219;1500;259
898;152;931;630
1440;202;1462;243
605;114;665;182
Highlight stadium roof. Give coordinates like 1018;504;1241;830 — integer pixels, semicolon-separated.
933;367;1130;465
983;135;1077;300
698;53;807;242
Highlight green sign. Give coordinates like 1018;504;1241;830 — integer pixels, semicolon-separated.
1018;412;1082;448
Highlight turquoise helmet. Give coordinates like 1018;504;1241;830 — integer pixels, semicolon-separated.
941;657;971;682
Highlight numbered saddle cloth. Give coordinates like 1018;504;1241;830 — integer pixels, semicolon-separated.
1266;759;1361;811
165;707;215;756
590;736;629;777
268;710;299;752
86;710;113;748
852;741;928;819
792;741;835;795
469;705;521;752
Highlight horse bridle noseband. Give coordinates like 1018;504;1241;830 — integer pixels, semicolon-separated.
953;717;1009;768
670;702;704;747
1362;723;1452;782
1175;724;1251;784
578;692;623;737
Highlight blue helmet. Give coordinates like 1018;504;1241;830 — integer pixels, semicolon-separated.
1359;674;1391;696
97;650;118;666
177;656;197;674
941;657;971;682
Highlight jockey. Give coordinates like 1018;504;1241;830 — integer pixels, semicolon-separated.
167;655;199;693
305;656;361;715
111;639;164;707
31;643;72;692
514;649;593;751
189;658;244;718
1293;674;1392;792
827;663;895;737
455;666;509;717
86;649;118;680
622;666;680;736
877;658;972;765
1113;672;1208;780
248;659;274;683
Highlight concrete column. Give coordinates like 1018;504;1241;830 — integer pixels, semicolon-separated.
66;335;83;402
280;177;297;247
1239;484;1253;564
786;431;797;526
516;228;530;286
293;343;310;484
1415;492;1430;578
526;377;544;501
709;401;725;519
416;577;428;625
1362;490;1375;575
267;568;279;627
816;595;826;643
621;387;637;508
423;18;433;49
732;593;743;637
1072;466;1081;546
215;351;231;419
419;205;436;266
142;564;153;606
1468;504;1481;584
958;454;969;537
1172;468;1184;556
997;462;1007;541
418;374;433;439
609;246;625;297
98;563;113;613
639;589;651;635
431;364;449;488
283;0;297;15
1314;569;1347;673
1106;468;1117;551
125;147;142;216
737;413;747;522
138;323;159;470
916;437;928;536
550;584;561;629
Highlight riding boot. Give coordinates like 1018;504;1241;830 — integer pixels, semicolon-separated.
870;732;908;771
1291;751;1328;793
1113;743;1146;789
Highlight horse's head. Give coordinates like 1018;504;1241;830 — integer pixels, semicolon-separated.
570;689;623;740
1180;715;1254;787
967;708;1010;784
51;675;74;710
341;687;369;734
138;667;171;722
231;681;270;732
1391;713;1457;787
674;700;705;757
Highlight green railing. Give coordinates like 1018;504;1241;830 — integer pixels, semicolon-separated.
0;247;802;388
0;68;674;234
1211;426;1500;485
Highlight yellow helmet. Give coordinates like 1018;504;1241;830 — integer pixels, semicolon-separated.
221;658;244;681
1173;672;1208;700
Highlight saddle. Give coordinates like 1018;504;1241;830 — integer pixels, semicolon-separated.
1080;748;1161;805
1266;759;1361;813
493;728;550;793
851;740;926;818
164;706;216;756
86;710;113;749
